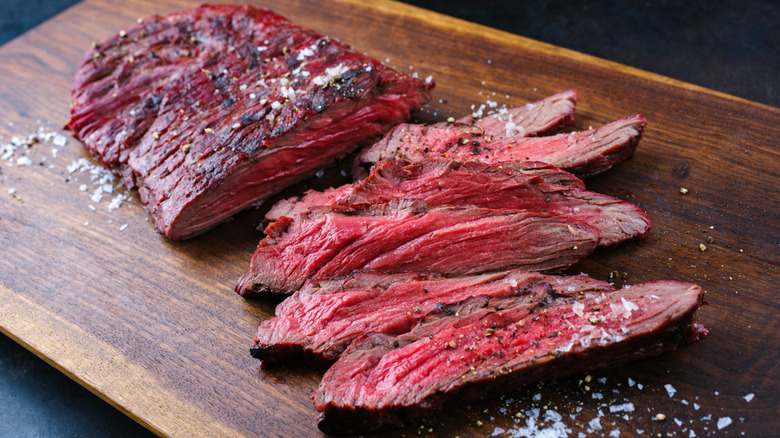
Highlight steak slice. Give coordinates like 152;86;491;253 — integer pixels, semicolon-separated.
236;200;601;296
267;159;651;246
313;281;707;434
65;4;433;239
265;159;585;221
351;90;577;179
251;270;615;368
450;89;577;137
357;114;646;178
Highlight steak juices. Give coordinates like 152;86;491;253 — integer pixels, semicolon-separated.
67;4;707;434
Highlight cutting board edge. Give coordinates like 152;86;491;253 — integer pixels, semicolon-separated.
0;285;245;438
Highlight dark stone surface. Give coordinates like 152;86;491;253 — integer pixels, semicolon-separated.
0;1;776;437
402;0;778;108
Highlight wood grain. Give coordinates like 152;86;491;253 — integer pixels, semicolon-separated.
0;0;777;436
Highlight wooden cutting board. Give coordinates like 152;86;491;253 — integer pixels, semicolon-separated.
1;0;777;436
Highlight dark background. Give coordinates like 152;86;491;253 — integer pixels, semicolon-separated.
1;0;777;436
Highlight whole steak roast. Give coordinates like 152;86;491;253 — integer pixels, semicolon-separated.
66;4;433;239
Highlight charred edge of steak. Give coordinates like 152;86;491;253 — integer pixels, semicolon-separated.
564;115;647;178
249;344;336;369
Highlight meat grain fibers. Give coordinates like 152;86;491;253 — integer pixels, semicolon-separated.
357;114;646;178
266;158;652;246
236;200;600;296
251;270;615;368
313;281;708;434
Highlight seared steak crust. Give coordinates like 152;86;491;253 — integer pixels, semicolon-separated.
66;4;433;239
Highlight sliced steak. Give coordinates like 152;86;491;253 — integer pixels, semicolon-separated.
267;159;650;246
357;114;646;178
313;281;707;434
352;90;577;179
65;4;433;239
265;159;585;221
236;201;601;296
251;270;615;368
451;89;577;137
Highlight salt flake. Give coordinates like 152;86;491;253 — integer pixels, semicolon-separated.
16;156;33;166
717;417;732;430
609;403;635;413
52;134;68;147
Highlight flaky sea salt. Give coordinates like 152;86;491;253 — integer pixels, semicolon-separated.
107;193;127;211
665;384;676;398
91;187;104;203
743;393;754;402
16;156;33;166
52;134;67;147
609;403;634;413
1;144;13;160
717;417;732;430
